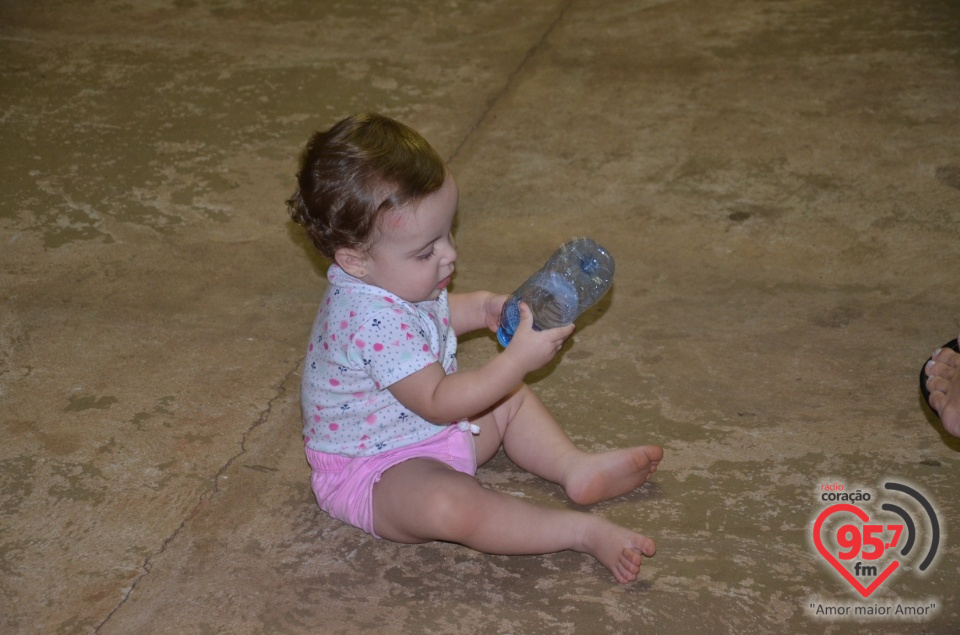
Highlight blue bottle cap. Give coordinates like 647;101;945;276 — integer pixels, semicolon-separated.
497;297;522;347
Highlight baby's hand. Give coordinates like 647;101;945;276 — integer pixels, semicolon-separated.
502;302;575;374
483;293;508;333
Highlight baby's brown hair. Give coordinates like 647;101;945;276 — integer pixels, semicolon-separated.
287;113;447;260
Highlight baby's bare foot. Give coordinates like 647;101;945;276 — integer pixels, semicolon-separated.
564;445;663;505
580;519;655;584
926;339;960;437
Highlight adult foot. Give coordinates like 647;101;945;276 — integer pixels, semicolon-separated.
564;445;663;506
925;337;960;437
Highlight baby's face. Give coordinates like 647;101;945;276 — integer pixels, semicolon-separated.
359;173;459;303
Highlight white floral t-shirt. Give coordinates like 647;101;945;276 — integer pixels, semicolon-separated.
300;265;459;456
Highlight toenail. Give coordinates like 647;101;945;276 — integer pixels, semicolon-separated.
927;360;936;369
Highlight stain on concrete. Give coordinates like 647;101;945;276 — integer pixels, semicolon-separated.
64;394;119;412
936;165;960;191
47;460;106;504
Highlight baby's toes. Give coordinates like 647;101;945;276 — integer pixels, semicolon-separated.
623;547;644;568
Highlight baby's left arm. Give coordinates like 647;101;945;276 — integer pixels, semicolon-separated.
448;291;506;335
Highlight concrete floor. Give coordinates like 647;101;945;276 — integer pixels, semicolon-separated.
2;0;959;633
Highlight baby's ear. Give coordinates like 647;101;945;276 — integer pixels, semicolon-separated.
334;248;369;279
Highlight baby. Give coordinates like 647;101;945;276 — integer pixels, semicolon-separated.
288;113;663;583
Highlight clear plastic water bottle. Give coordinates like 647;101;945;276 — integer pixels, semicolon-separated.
497;237;615;347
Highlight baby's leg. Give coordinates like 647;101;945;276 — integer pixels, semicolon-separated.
372;458;655;583
926;338;960;437
473;384;663;505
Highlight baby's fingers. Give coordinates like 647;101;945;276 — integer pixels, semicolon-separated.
519;303;575;336
546;323;575;348
517;302;536;329
555;322;576;338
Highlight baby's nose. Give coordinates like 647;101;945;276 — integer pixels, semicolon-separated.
442;242;457;264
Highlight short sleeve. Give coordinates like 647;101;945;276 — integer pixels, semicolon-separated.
347;307;439;390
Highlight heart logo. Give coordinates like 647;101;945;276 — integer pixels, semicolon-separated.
813;504;899;598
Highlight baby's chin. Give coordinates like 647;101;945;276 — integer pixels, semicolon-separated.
402;288;442;304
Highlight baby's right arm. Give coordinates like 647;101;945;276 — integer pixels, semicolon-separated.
389;303;574;424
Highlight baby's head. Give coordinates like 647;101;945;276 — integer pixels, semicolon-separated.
288;113;447;261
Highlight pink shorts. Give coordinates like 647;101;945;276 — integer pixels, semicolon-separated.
305;425;477;538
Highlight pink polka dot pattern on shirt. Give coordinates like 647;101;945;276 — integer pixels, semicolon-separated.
299;265;459;457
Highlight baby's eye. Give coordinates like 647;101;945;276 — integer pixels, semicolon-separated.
416;248;436;261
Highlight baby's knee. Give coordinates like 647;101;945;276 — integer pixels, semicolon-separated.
420;475;486;539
